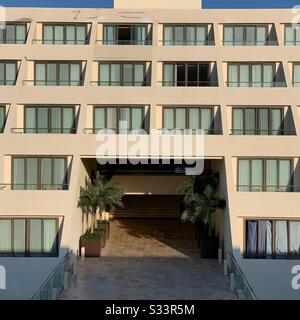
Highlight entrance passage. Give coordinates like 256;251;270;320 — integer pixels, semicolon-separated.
113;195;184;218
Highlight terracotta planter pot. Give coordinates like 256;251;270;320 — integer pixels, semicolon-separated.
80;237;102;258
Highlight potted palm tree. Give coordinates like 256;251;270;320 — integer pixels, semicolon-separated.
179;170;226;258
78;172;124;257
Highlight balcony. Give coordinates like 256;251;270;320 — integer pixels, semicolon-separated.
32;39;89;45
0;183;69;191
96;39;152;46
226;81;286;88
23;80;84;87
11;128;76;134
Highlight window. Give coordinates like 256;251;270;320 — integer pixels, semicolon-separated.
224;25;269;46
163;63;211;87
293;64;300;87
163;25;209;46
12;157;68;190
103;24;149;45
25;106;76;134
238;159;292;192
0;106;5;133
232;107;283;135
163;107;214;134
94;106;145;133
98;62;148;86
42;24;88;44
285;25;300;46
245;219;300;259
0;218;59;257
0;24;27;44
228;63;277;87
35;62;82;86
0;61;17;85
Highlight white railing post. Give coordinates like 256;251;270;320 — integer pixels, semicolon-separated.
223;259;228;276
81;247;85;262
230;273;235;291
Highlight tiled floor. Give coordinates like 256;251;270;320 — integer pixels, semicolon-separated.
61;219;236;300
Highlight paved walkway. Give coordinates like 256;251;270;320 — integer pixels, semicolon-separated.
61;219;236;300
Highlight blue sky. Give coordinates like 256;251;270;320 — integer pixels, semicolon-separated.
0;0;300;8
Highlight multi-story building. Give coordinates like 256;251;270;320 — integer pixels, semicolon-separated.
0;0;300;299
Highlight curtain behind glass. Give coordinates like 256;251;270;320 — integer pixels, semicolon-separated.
99;64;109;86
245;109;255;135
134;64;144;86
59;63;69;86
37;107;48;133
246;221;257;256
174;26;184;45
0;107;4;132
13;158;25;190
35;63;46;86
0;220;11;253
110;64;121;86
279;160;291;192
0;63;4;85
70;64;81;86
25;107;36;133
94;108;105;132
41;158;52;190
43;26;53;44
123;64;133;86
107;108;117;132
76;26;86;44
51;107;61;134
29;219;42;255
43;220;57;255
290;222;300;255
164;26;173;46
224;26;233;46
271;109;282;135
47;63;57;86
233;109;243;135
63;108;74;134
66;26;75;44
275;221;288;257
26;158;38;190
246;26;255;46
16;25;26;44
164;108;174;130
294;64;300;87
234;26;244;45
163;64;174;86
5;63;16;85
251;159;263;192
175;108;186;131
263;64;274;88
186;26;195;46
135;26;146;45
266;159;277;192
131;108;143;131
228;64;238;87
196;26;206;45
240;65;250;87
6;25;15;44
53;158;66;189
258;108;269;135
251;64;262;87
54;26;64;44
238;159;250;191
104;25;115;45
189;108;200;131
13;219;26;256
201;108;212;134
256;26;267;46
285;26;294;45
258;220;272;257
120;108;131;131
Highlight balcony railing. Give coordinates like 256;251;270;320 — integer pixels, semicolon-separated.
230;129;296;136
90;81;148;87
11;128;76;134
83;128;148;134
237;185;295;192
160;128;222;135
0;39;26;44
226;81;286;88
160;40;215;46
159;80;218;87
32;250;73;300
23;80;84;86
32;39;89;45
223;40;278;46
96;39;152;45
292;82;300;87
285;41;300;46
0;80;16;86
0;183;69;191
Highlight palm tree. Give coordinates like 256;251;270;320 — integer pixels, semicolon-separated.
78;172;124;233
181;185;226;233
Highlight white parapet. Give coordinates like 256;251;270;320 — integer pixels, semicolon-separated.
114;0;202;10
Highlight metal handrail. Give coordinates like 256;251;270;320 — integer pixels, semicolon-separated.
159;40;215;46
0;183;69;191
23;80;84;86
228;252;256;300
32;250;73;300
226;81;286;88
0;80;16;86
96;39;152;45
90;80;148;87
159;80;218;87
11;128;76;134
223;40;278;46
0;39;26;44
32;39;89;45
230;129;296;135
237;184;295;192
83;128;147;134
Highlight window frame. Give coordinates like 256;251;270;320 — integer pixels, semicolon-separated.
0;23;27;44
0;105;6;133
42;23;88;45
237;158;294;192
11;156;68;190
0;60;18;86
0;217;59;257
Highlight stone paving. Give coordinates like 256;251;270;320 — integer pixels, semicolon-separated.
61;219;236;300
